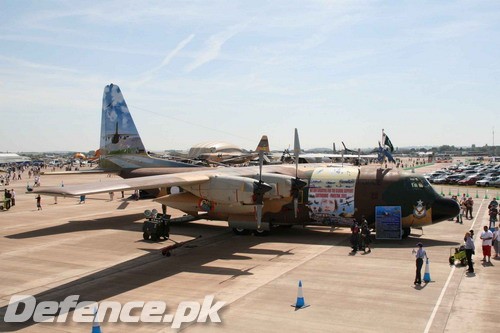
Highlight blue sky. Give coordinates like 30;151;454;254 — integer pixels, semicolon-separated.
0;0;499;152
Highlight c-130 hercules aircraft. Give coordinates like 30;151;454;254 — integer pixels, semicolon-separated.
32;84;459;238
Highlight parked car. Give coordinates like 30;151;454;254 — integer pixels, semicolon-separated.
432;176;449;184
458;176;482;186
446;174;466;184
476;176;499;187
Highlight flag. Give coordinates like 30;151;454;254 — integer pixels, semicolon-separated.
378;141;395;164
383;133;394;152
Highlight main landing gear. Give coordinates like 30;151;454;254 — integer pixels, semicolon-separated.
232;227;270;236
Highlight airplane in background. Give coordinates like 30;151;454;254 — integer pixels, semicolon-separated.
32;84;460;238
279;142;378;165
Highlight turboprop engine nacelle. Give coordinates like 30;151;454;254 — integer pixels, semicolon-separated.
248;173;294;199
182;175;260;205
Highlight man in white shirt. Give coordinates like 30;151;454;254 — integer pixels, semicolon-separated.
480;225;494;263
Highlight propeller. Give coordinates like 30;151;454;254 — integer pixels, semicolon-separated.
291;129;307;218
253;136;272;229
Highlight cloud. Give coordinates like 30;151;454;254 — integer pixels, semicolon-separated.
134;34;195;86
186;23;247;72
0;54;80;73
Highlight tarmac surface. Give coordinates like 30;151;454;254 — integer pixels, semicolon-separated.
0;162;498;332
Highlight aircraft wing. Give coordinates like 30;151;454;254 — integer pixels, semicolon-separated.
41;169;110;176
31;172;212;197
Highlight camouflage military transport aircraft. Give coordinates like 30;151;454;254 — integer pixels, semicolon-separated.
32;84;460;238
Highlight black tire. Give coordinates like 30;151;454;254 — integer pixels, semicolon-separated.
151;234;159;242
232;227;250;235
253;229;270;236
460;258;467;266
449;257;454;265
402;227;411;238
143;232;150;241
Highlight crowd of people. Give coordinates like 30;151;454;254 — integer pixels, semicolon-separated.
451;194;475;223
458;198;499;274
349;216;372;255
1;165;43;210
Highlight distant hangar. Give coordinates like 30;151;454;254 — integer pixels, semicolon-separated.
187;142;243;159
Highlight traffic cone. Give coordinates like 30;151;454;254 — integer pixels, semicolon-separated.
92;308;101;333
475;190;479;198
423;258;431;283
292;280;309;309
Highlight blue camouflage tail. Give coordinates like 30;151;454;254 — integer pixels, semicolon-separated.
99;84;197;171
100;84;146;156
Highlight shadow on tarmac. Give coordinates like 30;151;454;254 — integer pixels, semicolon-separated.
0;224;341;331
5;213;146;239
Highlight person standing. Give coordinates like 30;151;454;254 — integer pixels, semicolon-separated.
465;197;474;219
480;225;493;263
350;220;360;254
489;205;498;229
361;221;372;253
493;226;500;258
36;195;42;210
10;189;15;207
4;190;11;210
413;243;427;285
464;232;475;273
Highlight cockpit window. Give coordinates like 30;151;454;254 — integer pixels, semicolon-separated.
405;177;430;190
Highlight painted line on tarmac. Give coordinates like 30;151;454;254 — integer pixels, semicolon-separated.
423;198;485;333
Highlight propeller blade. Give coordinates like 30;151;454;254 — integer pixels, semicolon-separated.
258;151;263;182
253;181;272;229
256;204;263;229
253;134;271;229
292;129;306;218
291;178;307;218
294;128;300;175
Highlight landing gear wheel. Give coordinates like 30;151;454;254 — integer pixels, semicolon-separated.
253;229;270;236
151;234;159;242
449;256;454;265
402;227;411;239
232;227;250;235
143;232;150;241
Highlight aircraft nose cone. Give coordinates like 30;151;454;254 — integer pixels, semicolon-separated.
432;197;460;222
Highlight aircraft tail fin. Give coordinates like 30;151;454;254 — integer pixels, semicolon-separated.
256;135;270;153
98;84;198;171
100;84;146;156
